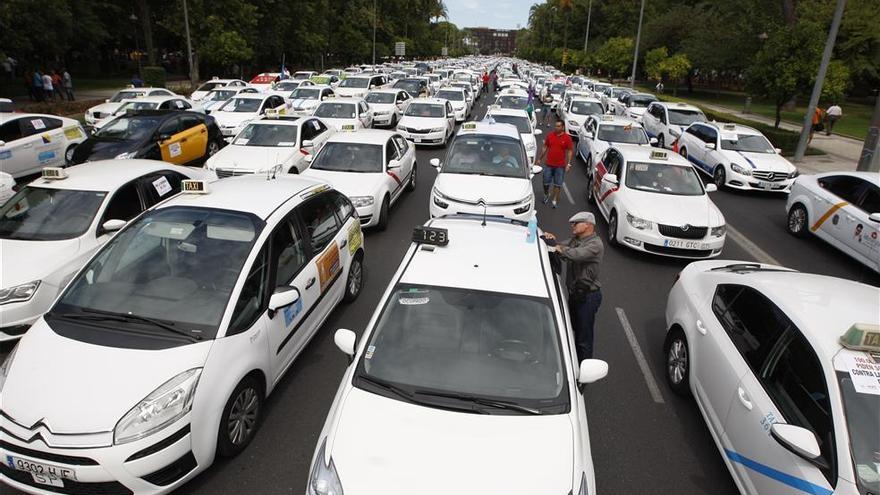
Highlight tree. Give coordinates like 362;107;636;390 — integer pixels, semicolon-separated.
645;46;668;82
661;53;691;96
594;37;633;82
821;60;850;103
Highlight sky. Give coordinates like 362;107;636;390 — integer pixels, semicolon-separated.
445;0;535;30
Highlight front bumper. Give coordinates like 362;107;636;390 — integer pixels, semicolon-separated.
565;122;580;138
429;195;532;222
355;204;379;227
726;171;793;192
373;113;395;125
617;222;725;259
454;108;466;122
398;129;445;145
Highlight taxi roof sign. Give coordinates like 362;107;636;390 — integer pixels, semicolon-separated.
462;122;478;131
42;167;68;180
650;149;669;160
181;180;210;194
840;323;880;352
341;124;356;132
601;115;615;121
722;123;737;131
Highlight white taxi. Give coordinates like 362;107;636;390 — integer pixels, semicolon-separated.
0;172;15;205
206;115;334;177
303;129;416;230
612;92;658;120
85;88;176;126
664;261;880;495
92;96;202;131
248;72;281;92
559;97;604;138
0;161;212;342
589;145;726;258
313;98;373;131
334;75;387;99
641;101;707;149
288;85;335;116
0;114;87;178
786;171;880;273
429;121;540;222
576;114;655;171
0;175;364;495
396;98;455;146
200;86;260;113
364;89;412;127
435;87;470;122
677;122;797;192
189;78;248;102
308;215;607;495
211;93;289;141
485;107;542;164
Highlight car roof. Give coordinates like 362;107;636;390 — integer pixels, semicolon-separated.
113;87;162;93
321;97;363;104
400;216;550;298
230;94;273;101
613;143;690;166
253;116;303;126
326;128;396;145
486;107;530;119
26;159;194;192
159;174;329;220
0;113;79;126
456;120;521;139
118;95;184;104
594;115;642;126
368;88;405;94
656;101;703;112
569;97;603;104
701;121;763;136
437;86;466;93
814;171;880;186
410;98;447;106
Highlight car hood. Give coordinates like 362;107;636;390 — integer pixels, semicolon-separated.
212;112;258;128
627;107;647;117
321;117;359;130
302;169;385;197
290;98;320;111
335;88;368;98
72;138;140;163
399;116;444;129
2;320;213;433
435;173;531;205
626;189;724;227
567;113;589;124
720;149;794;173
369;103;396;113
1;238;83;287
207;145;299;172
327;388;573;495
87;102;122;115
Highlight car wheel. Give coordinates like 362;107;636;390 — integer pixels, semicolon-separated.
218;375;263;457
390;113;398;127
406;162;417;192
64;144;77;165
207;140;221;157
657;134;665;149
377;196;389;231
608;210;620;247
787;204;810;238
665;329;691;396
343;252;363;303
713;165;726;188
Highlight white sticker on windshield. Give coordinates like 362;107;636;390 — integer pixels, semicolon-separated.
633;164;649;171
31;119;46;130
235;138;249;145
153;176;172;197
365;345;375;359
169;142;182;157
399;297;429;305
841;354;880;395
277;141;296;146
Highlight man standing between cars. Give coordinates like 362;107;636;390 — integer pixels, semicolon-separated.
42;71;55;101
62;69;74;101
536;119;573;208
826;103;842;136
542;211;604;361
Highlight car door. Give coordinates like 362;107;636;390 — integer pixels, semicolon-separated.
360;101;373;128
724;316;835;495
137;170;186;208
392;134;415;186
385;138;405;202
297;192;345;329
643;104;659;139
852;182;880;266
0;118;35;177
173;114;209;164
594;148;622;217
445;102;454;131
157;116;187;164
309;118;331;151
813;175;867;252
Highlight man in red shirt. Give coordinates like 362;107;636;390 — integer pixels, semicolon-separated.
536;120;574;208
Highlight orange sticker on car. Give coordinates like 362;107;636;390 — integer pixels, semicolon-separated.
316;242;341;292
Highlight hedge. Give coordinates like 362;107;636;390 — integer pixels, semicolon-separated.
142;66;166;88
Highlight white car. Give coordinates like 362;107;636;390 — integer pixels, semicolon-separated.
211;93;290;141
664;261;880;495
600;86;633;113
0;114;87;178
589;145;726;258
446;81;475;112
559;97;604;138
271;79;314;95
92;96;202;131
641;102;707;150
313;98;373;131
396;99;455;146
200;86;261;113
189;78;248;101
248;72;281;92
292;70;318;81
364;89;412;128
612;92;658;121
494;89;536;127
485;107;542;163
0;171;15;205
0;161;211;341
335;75;387;99
590;82;611;100
786;171;880;272
307;215;608;495
0;175;364;495
435;87;470;122
206;115;334;177
677;122;797;192
576;115;655;171
288;85;336;116
429;121;540;222
85;87;175;126
303;129;416;230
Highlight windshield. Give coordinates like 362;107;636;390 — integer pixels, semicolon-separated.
0;187;106;241
275;81;301;91
195;82;223;92
550;84;565;95
597;124;649;144
219;98;262;113
339;78;370;88
444;135;527;178
233;123;298;147
110;91;144;103
114;101;158;114
405;103;445;118
720;133;775;153
629;96;656;108
625;162;704;195
489;115;530;134
94;115;163;141
668;109;706;126
436;90;464;102
393;80;421;95
836;368;880;494
293;72;312;80
291;88;321;100
356;285;567;413
498;95;529;110
365;92;396;104
56;207;262;339
570;101;604;116
314;102;356;119
207;90;236;101
311;142;383;173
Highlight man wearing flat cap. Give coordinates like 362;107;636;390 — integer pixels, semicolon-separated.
543;211;604;361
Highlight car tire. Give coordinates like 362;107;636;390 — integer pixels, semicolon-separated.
343;252;363;303
390;114;398;127
664;329;691;397
787;204;810;238
217;375;263;458
713;165;726;188
207;140;221;157
608;210;620;247
406;162;417;192
377;196;389;231
657;134;665;149
64;144;77;165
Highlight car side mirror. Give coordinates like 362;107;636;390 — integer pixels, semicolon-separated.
775;147;782;154
100;219;126;236
0;140;5;147
649;137;658;145
430;158;441;168
158;133;171;142
530;165;542;177
577;359;608;384
868;212;880;223
770;424;823;465
388;159;401;169
534;129;543;135
705;142;716;150
335;328;357;359
268;286;300;317
603;173;618;185
302;140;314;148
705;183;718;193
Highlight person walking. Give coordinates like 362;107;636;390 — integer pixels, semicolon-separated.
542;211;604;361
32;70;44;102
536;119;574;209
62;69;74;101
825;103;842;136
51;70;64;101
482;71;489;94
808;106;824;144
541;87;554;126
42;71;55;101
655;80;664;93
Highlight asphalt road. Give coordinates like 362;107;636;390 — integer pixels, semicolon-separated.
3;90;878;495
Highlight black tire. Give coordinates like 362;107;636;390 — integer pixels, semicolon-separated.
787;204;810;238
390;113;398;128
586;174;594;203
217;375;263;457
64;144;77;165
406;162;417;192
608;210;620;247
207;140;221;157
713;165;726;188
664;329;691;397
376;196;389;231
657;134;665;149
343;252;363;303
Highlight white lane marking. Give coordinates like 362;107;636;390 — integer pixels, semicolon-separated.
615;307;665;404
563;182;575;204
725;223;782;266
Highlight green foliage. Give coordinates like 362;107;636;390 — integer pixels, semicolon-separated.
141;66;166;88
645;47;668;81
662;54;691;86
595;37;633;80
821;60;850;102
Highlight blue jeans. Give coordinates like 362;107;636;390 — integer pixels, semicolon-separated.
543;165;566;187
570;289;602;361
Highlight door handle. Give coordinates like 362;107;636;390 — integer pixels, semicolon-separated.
22;143;33;149
696;319;708;335
200;128;206;133
340;239;347;248
305;277;316;290
180;138;188;143
737;387;753;410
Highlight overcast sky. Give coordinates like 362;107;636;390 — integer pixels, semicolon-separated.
446;0;535;30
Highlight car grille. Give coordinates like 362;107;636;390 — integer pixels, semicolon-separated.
1;440;99;466
0;464;133;495
658;224;707;239
216;168;254;179
406;127;431;134
752;170;788;182
644;243;714;258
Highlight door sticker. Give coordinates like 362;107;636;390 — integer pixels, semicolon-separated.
169;142;182;158
152;176;172;197
37;150;56;163
840;354;880;395
282;298;303;327
41;133;52;144
63;126;84;140
315;242;341;292
347;222;362;255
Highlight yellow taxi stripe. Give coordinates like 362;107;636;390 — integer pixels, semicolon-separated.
810;201;848;232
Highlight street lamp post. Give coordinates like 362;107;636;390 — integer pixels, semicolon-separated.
629;0;645;89
372;0;377;66
182;0;195;85
583;0;592;53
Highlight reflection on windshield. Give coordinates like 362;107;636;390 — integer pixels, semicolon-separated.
311;143;383;173
499;96;529;109
444;136;527;178
110;91;144;103
668;109;706;126
837;371;880;494
339;78;370;88
437;91;464;102
233;124;298;147
218;98;262;113
0;187;106;240
405;103;445;118
570;102;603;116
366;92;396;104
490;115;530;134
597;124;649;144
95;115;163;141
291;88;321;100
357;285;567;412
625;162;704;196
315;103;357;119
721;134;775;153
58;207;262;337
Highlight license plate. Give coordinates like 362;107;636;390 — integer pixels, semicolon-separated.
6;455;77;486
757;181;772;189
413;137;422;143
663;239;708;250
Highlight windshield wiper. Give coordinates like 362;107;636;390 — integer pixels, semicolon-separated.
413;389;543;415
56;308;201;342
357;375;484;413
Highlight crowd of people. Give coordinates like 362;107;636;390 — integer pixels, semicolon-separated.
23;69;75;102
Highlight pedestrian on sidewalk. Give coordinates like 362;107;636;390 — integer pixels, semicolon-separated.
809;106;825;144
482;71;489;94
656;80;664;93
62;69;74;101
32;70;44;102
51;70;64;101
825;103;842;136
541;211;604;361
536;119;574;209
42;71;55;101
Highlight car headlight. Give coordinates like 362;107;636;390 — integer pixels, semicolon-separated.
396;125;406;132
0;345;18;394
568;120;579;127
711;225;727;237
789;169;799;179
0;281;40;305
309;438;344;495
730;163;752;176
669;128;681;137
626;212;653;230
430;127;446;133
114;151;138;160
349;196;374;208
114;368;202;445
